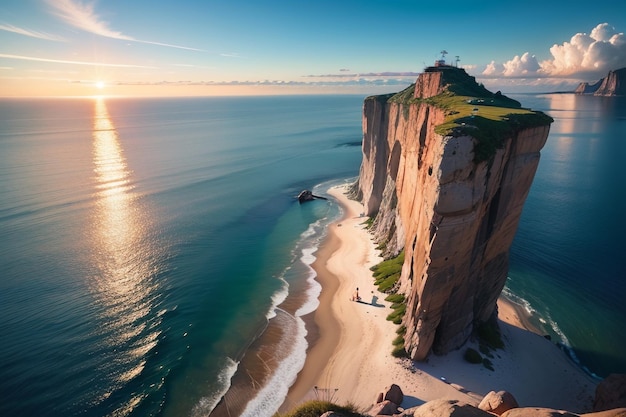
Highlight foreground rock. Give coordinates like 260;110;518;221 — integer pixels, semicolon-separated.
357;384;626;417
413;398;493;417
376;383;404;405
594;374;626;412
478;390;519;415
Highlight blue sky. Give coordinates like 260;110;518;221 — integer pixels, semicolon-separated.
1;0;626;96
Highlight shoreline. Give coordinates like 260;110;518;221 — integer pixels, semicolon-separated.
281;184;597;414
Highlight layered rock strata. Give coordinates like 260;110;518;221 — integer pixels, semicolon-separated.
352;67;552;360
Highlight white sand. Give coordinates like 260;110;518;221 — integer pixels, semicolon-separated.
283;184;597;415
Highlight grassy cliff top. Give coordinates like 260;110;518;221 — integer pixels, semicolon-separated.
381;66;553;162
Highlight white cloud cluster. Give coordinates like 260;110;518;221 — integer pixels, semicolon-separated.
503;52;540;76
542;23;626;76
483;23;626;79
484;53;540;77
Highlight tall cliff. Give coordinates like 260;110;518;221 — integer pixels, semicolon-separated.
352;67;553;360
575;67;626;96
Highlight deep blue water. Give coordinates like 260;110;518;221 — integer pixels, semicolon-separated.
507;93;626;379
0;93;623;417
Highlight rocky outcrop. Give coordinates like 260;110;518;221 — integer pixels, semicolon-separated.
574;79;603;95
412;399;493;417
479;390;519;415
376;383;405;405
353;67;552;360
297;189;328;203
575;68;626;96
359;384;626;417
594;374;626;412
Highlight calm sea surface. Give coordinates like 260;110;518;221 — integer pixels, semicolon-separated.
0;93;623;417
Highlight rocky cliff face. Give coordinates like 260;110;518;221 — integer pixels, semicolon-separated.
576;67;626;96
352;67;552;360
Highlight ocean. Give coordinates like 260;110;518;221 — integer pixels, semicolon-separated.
0;93;623;417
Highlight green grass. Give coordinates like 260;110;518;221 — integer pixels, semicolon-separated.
371;250;405;293
369;251;408;356
385;293;405;304
362;217;375;229
386;303;406;324
273;400;364;417
385;67;553;162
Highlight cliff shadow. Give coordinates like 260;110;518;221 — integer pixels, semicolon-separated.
354;295;384;307
401;395;426;409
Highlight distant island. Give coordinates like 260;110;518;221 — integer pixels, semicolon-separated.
575;67;626;96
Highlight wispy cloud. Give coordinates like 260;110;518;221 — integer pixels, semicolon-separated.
46;0;130;39
112;78;414;88
306;71;420;78
46;0;203;51
0;23;65;41
172;64;214;69
0;53;155;68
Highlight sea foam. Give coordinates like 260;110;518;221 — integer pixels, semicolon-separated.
191;357;239;417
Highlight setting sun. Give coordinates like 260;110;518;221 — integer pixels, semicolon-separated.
95;81;105;89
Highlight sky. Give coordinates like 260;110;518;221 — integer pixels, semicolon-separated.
1;0;626;97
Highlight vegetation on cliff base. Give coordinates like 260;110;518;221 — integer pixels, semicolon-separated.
371;250;404;293
383;67;553;162
369;251;409;357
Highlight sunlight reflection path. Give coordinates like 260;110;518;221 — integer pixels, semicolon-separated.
90;98;166;414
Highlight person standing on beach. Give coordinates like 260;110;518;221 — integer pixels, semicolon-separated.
352;287;360;301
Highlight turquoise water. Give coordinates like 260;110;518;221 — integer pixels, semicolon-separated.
0;93;623;417
0;96;361;417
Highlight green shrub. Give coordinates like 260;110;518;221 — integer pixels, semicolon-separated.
273;400;364;417
392;334;405;346
375;272;401;293
371;251;405;293
479;343;494;358
386;303;406;322
385;294;405;304
464;348;483;364
476;321;504;349
391;344;408;358
369;252;408;357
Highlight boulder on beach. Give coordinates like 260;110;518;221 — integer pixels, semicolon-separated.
594;374;626;412
413;398;494;417
478;390;519;415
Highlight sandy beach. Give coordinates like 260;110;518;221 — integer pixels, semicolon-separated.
281;184;597;414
